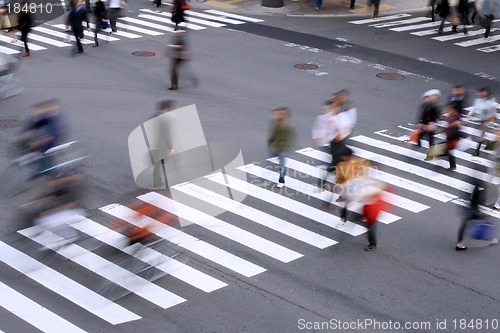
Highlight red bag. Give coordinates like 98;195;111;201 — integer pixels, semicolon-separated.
447;138;459;150
362;187;394;224
408;129;420;144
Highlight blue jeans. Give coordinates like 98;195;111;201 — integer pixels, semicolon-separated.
271;150;287;183
316;0;322;9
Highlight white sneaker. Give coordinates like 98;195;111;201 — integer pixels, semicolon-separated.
493;203;500;210
490;238;498;245
276;182;284;188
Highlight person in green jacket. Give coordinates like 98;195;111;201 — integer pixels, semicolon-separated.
267;107;295;188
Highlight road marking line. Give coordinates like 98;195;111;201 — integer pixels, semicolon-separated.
203;9;264;22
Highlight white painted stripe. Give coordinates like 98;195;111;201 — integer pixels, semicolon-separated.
119;17;175;32
141;9;245;24
138;14;208;30
71;218;227;293
369;17;430;28
394;126;495;167
207;172;367;236
435;120;497;141
478;44;500;53
203;9;264;22
0;45;20;54
116;21;163;35
412;26;453;36
101;204;266;277
18;32;71;47
351;135;494;185
52;24;120;41
452;198;500;220
41;26;93;44
0;35;46;51
0;241;140;325
390;21;443;32
0;281;87;333
18;226;186;309
87;22;142;38
174;182;337;248
296;147;456;202
138;192;303;263
142;9;232;26
433;27;498;41
237;164;400;224
267;157;429;213
348;13;411;24
455;35;500;47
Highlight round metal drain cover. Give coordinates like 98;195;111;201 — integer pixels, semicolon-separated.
0;119;22;128
132;51;156;57
376;73;405;80
294;63;318;70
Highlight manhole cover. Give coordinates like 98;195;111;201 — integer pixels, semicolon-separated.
376;73;405;80
294;63;318;70
0;119;22;128
132;51;156;57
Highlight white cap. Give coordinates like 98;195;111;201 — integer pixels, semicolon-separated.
422;89;441;98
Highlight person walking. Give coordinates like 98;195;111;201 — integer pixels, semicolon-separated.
417;89;442;160
427;0;438;21
17;0;33;57
171;0;189;31
452;0;469;34
267;107;295;188
65;0;91;54
449;85;468;116
438;104;462;171
436;0;451;34
467;87;498;156
368;0;381;19
92;0;108;47
349;0;355;9
108;0;125;33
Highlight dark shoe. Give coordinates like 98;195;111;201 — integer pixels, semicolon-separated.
22;51;30;57
364;245;376;251
75;50;84;54
464;28;468;35
349;5;354;9
455;246;467;251
447;167;456;171
168;86;178;90
92;44;98;47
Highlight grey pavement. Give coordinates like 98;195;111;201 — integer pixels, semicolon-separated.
193;0;430;17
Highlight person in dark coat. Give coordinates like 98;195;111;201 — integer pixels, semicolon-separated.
436;0;451;34
93;0;108;47
452;0;469;34
171;0;188;31
417;89;442;159
448;85;468;116
65;0;91;54
17;0;33;57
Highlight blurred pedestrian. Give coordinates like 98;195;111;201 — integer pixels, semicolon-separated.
92;0;108;47
417;89;441;160
468;0;477;24
268;107;295;188
171;0;189;31
368;0;381;19
350;0;355;9
0;0;17;43
467;87;498;156
315;0;322;11
17;0;33;57
436;0;451;34
65;0;91;54
167;30;197;90
108;0;125;33
151;100;176;188
448;85;468;116
438;104;462;171
427;0;437;21
452;0;469;34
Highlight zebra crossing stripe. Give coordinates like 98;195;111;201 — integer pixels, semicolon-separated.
173;182;338;248
51;24;120;42
70;217;228;293
87;22;142;38
0;35;46;51
141;9;226;27
120;17;176;32
350;135;495;185
478;44;500;53
389;21;442;32
35;26;93;44
0;241;141;325
369;17;429;29
138;14;208;30
412;26;453;36
267;156;430;213
206;172;367;236
101;203;266;277
18;226;187;309
451;198;500;220
0;45;19;54
237;163;401;224
455;34;500;47
296;148;456;202
18;31;71;47
184;10;246;24
138;192;303;263
203;9;264;22
116;21;164;35
432;27;497;41
0;281;87;333
348;13;411;24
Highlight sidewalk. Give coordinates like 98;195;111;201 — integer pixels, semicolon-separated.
195;0;430;17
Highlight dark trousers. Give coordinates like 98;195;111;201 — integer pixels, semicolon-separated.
418;129;435;147
73;31;83;52
109;8;121;31
94;22;102;46
369;0;380;17
21;30;29;53
367;222;377;246
350;0;355;8
329;139;347;171
428;0;436;21
170;57;184;88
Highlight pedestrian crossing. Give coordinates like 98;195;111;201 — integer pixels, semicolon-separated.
1;115;499;332
0;9;262;55
349;14;500;54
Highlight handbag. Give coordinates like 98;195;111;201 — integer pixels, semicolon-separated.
171;9;184;23
427;143;447;158
101;19;110;29
408;129;421;144
469;219;496;240
447;138;459;150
